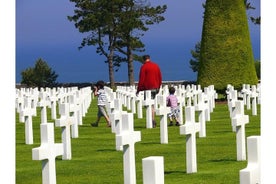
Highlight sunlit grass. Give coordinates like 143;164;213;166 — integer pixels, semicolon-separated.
16;98;260;184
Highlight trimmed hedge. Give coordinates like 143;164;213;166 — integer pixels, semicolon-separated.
198;0;258;91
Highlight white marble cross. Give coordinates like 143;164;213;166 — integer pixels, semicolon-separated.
239;136;260;184
55;103;74;160
49;88;58;120
142;90;155;128
142;156;164;184
32;123;63;184
110;99;127;135
180;106;200;173
250;85;258;116
155;95;171;144
231;100;249;161
195;92;209;137
37;91;49;124
69;95;79;138
116;113;141;184
135;93;143;119
20;97;36;144
175;86;184;125
185;85;193;106
228;89;238;119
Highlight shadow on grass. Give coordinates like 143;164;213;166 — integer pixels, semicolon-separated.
165;170;186;174
97;149;116;152
209;158;236;162
139;141;160;145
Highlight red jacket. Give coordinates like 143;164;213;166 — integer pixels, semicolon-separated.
137;61;162;92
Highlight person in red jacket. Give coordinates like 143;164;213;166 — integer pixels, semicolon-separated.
136;55;162;127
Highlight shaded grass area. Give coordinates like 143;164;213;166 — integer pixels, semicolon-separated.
16;99;260;184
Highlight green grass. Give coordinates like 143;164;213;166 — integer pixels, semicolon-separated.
16;99;260;184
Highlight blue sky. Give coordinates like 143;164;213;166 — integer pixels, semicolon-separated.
16;0;260;83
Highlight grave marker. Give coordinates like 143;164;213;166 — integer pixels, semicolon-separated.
69;95;79;138
142;90;155;128
142;156;164;184
37;92;49;124
49;88;58;120
180;106;200;173
231;100;249;161
239;136;260;184
156;95;170;144
250;85;258;116
135;92;143;119
32;123;63;184
20;97;36;144
55;103;74;160
110;99;127;138
116;113;141;184
195;92;208;137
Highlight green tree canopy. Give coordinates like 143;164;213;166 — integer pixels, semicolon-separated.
68;0;166;87
21;58;58;88
197;0;258;92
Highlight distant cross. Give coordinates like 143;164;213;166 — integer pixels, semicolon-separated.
16;89;25;122
129;87;137;114
37;91;49;124
231;100;249;161
20;97;36;144
250;85;258;116
227;89;238;118
49;88;58;120
156;95;171;144
135;93;143;119
195;92;209;137
55;103;74;160
32;123;63;184
142;90;155;128
175;86;185;125
116;113;141;184
110;99;127;135
180;106;200;173
69;95;79;138
185;85;193;106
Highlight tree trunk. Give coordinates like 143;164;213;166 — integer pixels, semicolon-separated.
127;45;135;86
108;50;115;89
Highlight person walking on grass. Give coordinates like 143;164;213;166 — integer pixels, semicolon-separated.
91;80;111;127
166;86;180;126
136;54;162;128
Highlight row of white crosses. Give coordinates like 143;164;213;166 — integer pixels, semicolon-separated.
226;86;261;183
107;97;164;184
237;83;261;115
107;84;217;177
226;85;253;160
16;86;92;184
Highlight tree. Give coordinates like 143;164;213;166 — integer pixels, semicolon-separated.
68;0;121;88
189;0;259;74
114;1;166;85
197;0;258;92
189;42;201;72
21;58;58;88
244;0;260;25
68;0;166;87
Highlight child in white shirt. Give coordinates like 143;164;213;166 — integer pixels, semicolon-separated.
91;80;111;127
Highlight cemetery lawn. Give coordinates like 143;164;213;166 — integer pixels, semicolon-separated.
16;100;260;184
